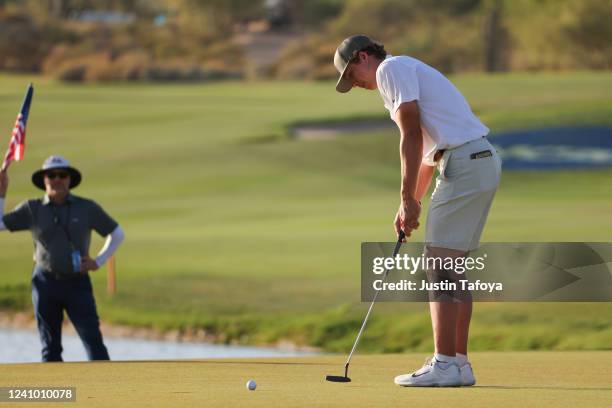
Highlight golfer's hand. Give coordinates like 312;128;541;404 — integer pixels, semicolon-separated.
395;199;421;241
0;170;8;198
81;256;99;273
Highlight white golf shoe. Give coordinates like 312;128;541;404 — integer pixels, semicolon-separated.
459;362;476;386
394;356;462;387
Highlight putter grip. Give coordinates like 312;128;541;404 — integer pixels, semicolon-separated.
392;230;405;257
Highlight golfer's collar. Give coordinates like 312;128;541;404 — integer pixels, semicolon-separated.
42;194;75;205
376;54;394;77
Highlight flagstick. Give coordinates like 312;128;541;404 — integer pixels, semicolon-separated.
107;256;116;295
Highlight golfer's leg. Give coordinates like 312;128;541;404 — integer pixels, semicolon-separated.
65;278;110;360
426;246;468;356
394;245;464;387
456;188;497;356
32;273;64;362
455;248;473;355
429;300;458;356
455;292;472;355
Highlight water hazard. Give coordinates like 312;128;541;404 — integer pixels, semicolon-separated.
491;126;612;170
293;121;612;170
0;327;315;363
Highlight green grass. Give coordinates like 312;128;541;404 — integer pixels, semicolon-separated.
0;72;611;351
2;352;611;407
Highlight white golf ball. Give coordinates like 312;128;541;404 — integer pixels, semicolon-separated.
246;379;257;391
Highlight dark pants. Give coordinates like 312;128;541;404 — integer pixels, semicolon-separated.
31;266;110;362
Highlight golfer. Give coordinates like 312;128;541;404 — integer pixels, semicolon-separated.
334;35;501;386
0;156;125;362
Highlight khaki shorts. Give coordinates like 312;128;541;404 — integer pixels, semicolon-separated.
425;137;502;252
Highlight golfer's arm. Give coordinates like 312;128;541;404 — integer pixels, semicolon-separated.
415;164;435;202
95;225;125;267
395;101;423;202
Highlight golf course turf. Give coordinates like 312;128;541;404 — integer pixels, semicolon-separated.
2;352;611;407
0;72;611;352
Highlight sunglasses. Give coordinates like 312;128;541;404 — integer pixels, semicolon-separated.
45;171;69;180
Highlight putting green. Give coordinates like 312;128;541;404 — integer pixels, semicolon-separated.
1;352;610;407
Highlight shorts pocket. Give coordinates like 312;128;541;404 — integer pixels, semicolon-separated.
471;154;501;191
438;151;453;180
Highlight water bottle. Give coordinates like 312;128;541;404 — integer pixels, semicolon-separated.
71;250;82;273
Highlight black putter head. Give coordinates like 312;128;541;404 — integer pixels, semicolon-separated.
325;375;351;383
325;363;351;382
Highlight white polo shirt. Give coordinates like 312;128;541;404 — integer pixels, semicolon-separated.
376;55;489;165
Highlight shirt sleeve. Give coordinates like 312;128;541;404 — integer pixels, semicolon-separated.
376;60;420;116
89;201;119;237
95;225;125;267
2;200;33;232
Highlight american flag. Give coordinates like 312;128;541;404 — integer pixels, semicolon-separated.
2;84;34;171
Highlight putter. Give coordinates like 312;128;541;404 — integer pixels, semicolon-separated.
326;230;405;383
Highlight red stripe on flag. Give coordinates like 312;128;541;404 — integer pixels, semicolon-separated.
2;113;26;170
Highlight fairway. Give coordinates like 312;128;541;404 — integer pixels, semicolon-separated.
2;352;611;407
1;72;611;351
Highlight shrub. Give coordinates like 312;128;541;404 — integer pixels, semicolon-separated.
0;11;50;71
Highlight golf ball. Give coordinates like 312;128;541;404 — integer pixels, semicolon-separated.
246;379;257;390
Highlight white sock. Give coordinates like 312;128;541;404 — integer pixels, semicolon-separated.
434;353;456;368
456;353;468;367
